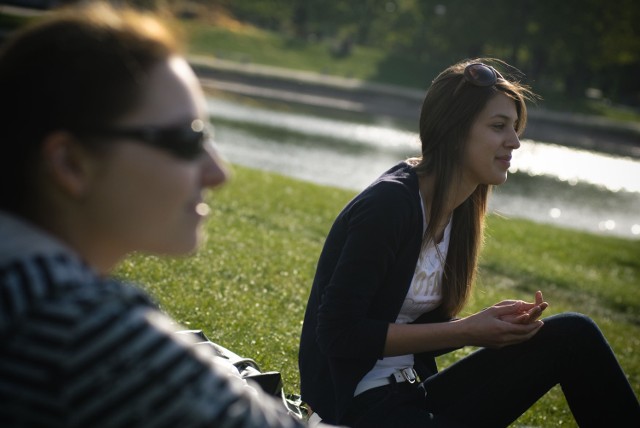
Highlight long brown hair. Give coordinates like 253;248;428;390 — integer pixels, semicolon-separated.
410;58;536;317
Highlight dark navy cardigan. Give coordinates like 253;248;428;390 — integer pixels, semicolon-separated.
298;162;451;425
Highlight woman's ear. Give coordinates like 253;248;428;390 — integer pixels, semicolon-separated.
40;131;96;198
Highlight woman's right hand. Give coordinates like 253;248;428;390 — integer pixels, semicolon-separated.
459;295;546;348
384;291;548;356
495;290;548;325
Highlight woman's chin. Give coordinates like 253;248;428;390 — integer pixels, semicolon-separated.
493;173;510;186
146;233;203;257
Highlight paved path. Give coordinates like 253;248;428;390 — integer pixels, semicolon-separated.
190;55;640;159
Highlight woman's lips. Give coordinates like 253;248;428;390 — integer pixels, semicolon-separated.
496;155;512;168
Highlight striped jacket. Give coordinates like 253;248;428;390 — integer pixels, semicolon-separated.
0;211;306;427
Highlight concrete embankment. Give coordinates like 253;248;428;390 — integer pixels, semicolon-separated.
190;56;640;159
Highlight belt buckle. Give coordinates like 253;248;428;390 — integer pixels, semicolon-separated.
400;367;417;384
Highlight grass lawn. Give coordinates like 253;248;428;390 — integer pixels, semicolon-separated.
182;19;443;93
116;165;639;427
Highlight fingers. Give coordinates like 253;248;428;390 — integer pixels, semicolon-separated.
524;305;543;322
494;300;518;307
465;308;545;348
474;318;544;349
527;290;549;321
494;291;546;309
526;301;549;322
503;311;533;325
492;301;526;317
495;319;545;347
516;319;544;338
494;291;548;315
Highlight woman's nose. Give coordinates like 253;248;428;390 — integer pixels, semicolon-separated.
201;142;230;189
507;128;521;150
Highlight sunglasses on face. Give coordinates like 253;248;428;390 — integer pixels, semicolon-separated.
76;119;212;161
463;63;504;87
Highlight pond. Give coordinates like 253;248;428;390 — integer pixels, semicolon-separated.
208;97;640;240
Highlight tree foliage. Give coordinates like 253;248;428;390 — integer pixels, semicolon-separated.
175;0;640;105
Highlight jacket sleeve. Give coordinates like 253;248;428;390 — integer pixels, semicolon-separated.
315;181;418;361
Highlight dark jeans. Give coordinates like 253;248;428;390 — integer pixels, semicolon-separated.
342;313;640;427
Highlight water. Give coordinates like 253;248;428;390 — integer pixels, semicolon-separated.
207;97;640;240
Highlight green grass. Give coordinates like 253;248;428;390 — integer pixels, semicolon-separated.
183;20;448;90
115;165;639;427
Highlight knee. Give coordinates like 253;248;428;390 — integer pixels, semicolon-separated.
544;312;605;347
547;311;596;326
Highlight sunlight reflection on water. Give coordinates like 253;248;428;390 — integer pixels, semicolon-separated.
208;98;640;239
512;142;639;194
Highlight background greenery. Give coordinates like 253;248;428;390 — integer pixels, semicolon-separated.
116;165;640;428
168;0;640;114
3;0;639;120
181;19;640;123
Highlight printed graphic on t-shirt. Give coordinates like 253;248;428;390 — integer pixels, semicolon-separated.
397;245;445;323
411;251;443;297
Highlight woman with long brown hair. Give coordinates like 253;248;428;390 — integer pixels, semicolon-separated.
299;59;639;427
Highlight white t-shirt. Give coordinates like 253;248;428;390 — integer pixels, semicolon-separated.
354;193;451;396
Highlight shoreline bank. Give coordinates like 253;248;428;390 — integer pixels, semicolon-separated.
190;56;640;159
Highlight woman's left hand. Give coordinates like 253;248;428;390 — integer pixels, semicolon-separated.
496;291;548;325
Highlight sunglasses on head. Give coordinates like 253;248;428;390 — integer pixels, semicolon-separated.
75;119;211;161
463;63;504;87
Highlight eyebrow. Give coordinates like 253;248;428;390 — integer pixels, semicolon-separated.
490;114;517;120
488;113;519;123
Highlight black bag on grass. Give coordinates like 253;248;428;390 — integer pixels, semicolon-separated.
175;330;307;420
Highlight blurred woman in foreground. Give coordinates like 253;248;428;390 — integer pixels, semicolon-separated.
0;3;309;427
